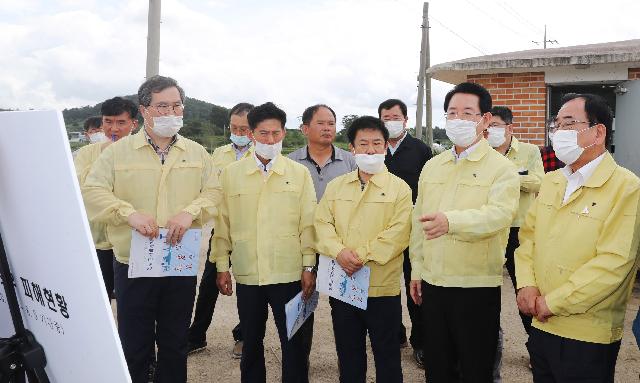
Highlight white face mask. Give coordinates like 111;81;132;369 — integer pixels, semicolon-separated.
445;119;480;148
88;132;108;144
551;127;595;165
151;115;183;138
385;120;405;139
230;133;251;147
354;153;386;175
254;140;282;160
487;127;506;148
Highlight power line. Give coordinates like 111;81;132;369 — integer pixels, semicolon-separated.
462;0;535;42
430;16;487;55
497;1;543;35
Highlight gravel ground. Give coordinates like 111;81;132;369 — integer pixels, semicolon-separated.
183;262;640;382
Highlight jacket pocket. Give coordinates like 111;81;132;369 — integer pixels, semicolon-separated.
230;239;257;276
454;178;490;209
275;233;302;274
446;237;490;276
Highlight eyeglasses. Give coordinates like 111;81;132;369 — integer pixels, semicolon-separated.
444;111;481;120
547;118;594;133
488;122;508;128
149;103;185;115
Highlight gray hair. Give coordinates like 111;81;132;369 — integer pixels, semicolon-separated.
137;75;185;107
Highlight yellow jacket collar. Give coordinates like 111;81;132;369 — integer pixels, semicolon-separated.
444;138;490;163
583;151;616;188
510;136;520;152
133;130;186;151
550;151;615;189
346;166;390;188
245;153;286;176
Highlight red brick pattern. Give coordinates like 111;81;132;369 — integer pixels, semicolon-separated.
629;68;640;80
467;72;546;146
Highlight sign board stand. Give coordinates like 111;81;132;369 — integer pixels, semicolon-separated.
0;231;49;383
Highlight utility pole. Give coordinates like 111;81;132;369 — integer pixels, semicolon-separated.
532;24;558;49
415;2;428;142
146;0;161;78
424;3;433;146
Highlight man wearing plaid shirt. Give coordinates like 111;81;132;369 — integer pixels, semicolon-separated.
540;145;564;173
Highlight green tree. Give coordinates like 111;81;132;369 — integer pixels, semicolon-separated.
337;114;359;143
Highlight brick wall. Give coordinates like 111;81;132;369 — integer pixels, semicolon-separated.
629;68;640;80
467;72;546;146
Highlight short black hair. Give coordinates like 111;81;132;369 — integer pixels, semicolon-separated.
83;116;102;131
137;75;185;107
378;99;407;118
490;106;513;125
229;103;254;118
444;82;492;114
101;97;138;119
347;116;389;145
301;104;336;125
247;102;287;130
561;93;614;147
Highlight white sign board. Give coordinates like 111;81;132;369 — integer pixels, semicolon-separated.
317;255;370;310
0;111;131;382
128;228;201;278
285;290;319;340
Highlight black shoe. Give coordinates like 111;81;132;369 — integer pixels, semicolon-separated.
413;349;425;369
232;340;243;359
148;359;157;382
187;340;207;355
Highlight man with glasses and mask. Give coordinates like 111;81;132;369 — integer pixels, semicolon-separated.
378;98;432;366
83;76;221;383
409;82;520;382
516;93;640;382
187;103;254;357
75;96;139;300
214;102;317;382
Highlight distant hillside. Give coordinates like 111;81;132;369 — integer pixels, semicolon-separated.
62;95;230;140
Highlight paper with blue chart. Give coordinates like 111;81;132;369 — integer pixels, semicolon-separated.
128;228;202;278
285;290;319;340
317;254;370;310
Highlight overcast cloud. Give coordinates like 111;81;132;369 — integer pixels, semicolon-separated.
1;0;638;130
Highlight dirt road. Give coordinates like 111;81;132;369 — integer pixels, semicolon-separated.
185;269;640;382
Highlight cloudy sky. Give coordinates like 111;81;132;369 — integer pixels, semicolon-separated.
1;0;638;130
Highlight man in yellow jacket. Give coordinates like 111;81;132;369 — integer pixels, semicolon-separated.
83;76;221;383
409;82;520;382
485;105;544;375
214;102;317;383
315;116;412;383
75;97;138;300
188;102;254;357
516;93;640;382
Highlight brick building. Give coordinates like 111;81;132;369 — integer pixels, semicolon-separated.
428;39;640;174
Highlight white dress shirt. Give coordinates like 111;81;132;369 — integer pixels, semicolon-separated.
451;140;481;162
254;152;276;176
560;152;606;204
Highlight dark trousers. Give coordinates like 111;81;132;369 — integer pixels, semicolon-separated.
330;295;403;383
421;282;500;383
96;249;114;300
400;248;423;349
114;261;197;383
528;327;620;383
188;259;242;343
236;281;313;383
504;227;533;335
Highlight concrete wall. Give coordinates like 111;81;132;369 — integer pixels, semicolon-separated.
467;72;546;146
